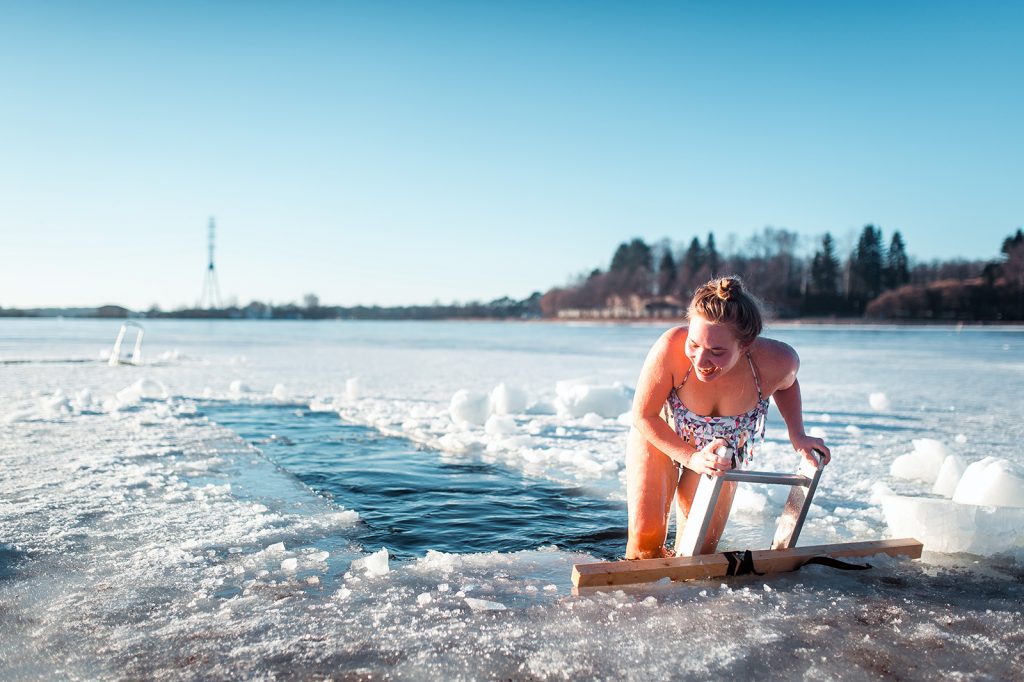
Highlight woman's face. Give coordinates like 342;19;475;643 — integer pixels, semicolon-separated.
685;315;744;382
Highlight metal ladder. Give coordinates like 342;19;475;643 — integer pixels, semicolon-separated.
109;322;145;366
676;451;824;557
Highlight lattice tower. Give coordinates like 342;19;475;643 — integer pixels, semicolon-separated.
199;217;222;309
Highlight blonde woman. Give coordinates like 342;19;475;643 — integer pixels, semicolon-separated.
626;276;830;559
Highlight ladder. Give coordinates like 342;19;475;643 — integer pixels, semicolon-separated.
109;322;145;366
676;450;824;556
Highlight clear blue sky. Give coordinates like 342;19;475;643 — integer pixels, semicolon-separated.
1;1;1021;309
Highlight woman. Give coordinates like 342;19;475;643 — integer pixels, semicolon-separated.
626;276;830;559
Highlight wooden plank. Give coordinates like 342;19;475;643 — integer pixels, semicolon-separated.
571;538;923;589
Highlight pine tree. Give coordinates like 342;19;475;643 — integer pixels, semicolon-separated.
657;250;677;296
884;231;910;289
849;225;884;302
610;243;630;272
683;237;704;274
705;232;720;276
610;238;653;272
810;233;840;295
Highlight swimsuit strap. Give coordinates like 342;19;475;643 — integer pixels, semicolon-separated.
676;364;692;390
745;351;763;401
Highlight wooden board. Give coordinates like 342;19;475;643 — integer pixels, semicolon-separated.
571;538;923;589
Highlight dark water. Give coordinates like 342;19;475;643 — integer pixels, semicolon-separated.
201;403;627;560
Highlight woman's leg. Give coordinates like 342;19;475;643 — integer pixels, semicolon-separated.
625;427;679;559
673;469;737;555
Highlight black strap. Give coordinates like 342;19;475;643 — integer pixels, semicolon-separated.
724;550;763;576
799;556;872;571
721;551;872;577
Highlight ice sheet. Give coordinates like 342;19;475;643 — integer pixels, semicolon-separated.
2;319;1023;679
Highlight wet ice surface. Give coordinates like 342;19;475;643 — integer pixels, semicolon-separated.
1;319;1023;680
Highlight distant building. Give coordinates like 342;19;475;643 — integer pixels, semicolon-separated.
96;305;130;318
556;295;684;320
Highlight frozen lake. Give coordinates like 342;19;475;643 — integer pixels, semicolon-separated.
1;318;1022;679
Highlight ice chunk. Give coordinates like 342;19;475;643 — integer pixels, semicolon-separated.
932;455;967;498
281;557;298;572
952;458;1024;508
484;414;517;436
464;597;507;611
524;400;557;415
416;592;433;606
554;380;632;419
869;392;891;411
955;433;968;444
116;378;168;405
351;547;390;577
881;494;1024;554
345;377;360;400
490;383;527;415
266;542;286;554
808;426;827;439
449;389;490;427
890;438;949;483
732;486;767;515
581;412;604;428
272;384;289;401
229;380;250;395
844;424;863;437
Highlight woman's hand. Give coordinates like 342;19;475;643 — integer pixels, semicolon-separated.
686;437;733;477
790;432;831;468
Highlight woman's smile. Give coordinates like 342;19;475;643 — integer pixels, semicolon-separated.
696;365;720;377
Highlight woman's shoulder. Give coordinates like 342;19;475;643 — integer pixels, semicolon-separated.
647;324;687;347
750;337;799;388
647;325;689;364
662;324;689;343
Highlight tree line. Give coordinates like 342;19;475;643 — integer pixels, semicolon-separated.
540;226;1024;321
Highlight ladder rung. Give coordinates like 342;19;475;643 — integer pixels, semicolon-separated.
721;470;810;486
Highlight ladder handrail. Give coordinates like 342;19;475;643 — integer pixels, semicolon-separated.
109;322;144;366
720;470;812;486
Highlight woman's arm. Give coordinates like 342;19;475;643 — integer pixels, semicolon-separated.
770;345;831;467
631;329;730;476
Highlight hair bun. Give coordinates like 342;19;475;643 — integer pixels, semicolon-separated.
715;277;740;301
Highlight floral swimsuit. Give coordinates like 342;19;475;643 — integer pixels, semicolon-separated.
665;352;769;470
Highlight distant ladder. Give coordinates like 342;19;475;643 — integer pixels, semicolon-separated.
677;450;824;556
109;322;145;366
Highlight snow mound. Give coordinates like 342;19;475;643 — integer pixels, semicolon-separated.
484;414;517;436
932;455;967;498
449;390;491;427
952;457;1024;508
890;438;949;483
272;384;290;401
869;392;891;411
554;380;632;419
115;378;168;406
490;383;528;415
345;377;360;400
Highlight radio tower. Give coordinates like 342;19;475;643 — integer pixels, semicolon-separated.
199;217;222;309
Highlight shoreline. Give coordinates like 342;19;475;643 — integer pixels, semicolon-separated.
2;314;1024;329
